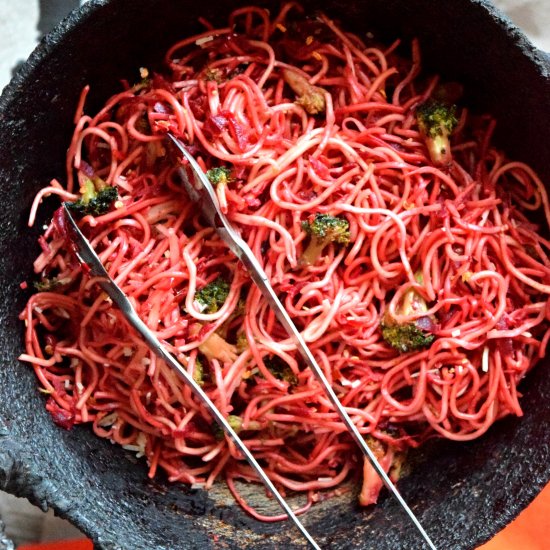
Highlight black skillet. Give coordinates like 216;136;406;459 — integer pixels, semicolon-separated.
0;1;549;548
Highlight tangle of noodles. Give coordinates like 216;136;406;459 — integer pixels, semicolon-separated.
20;4;550;518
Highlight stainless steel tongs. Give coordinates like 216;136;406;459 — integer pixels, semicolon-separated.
63;132;436;549
166;133;437;550
63;202;321;549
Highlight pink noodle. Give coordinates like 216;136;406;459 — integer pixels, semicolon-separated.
19;4;550;520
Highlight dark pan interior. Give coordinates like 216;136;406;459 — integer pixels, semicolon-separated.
0;0;549;548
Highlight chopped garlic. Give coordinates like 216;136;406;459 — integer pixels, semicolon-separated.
482;346;490;373
98;412;118;427
341;378;361;389
135;432;147;458
195;35;214;46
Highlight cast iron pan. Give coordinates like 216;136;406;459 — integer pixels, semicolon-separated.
0;1;549;548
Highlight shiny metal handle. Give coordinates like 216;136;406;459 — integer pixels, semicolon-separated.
62;204;321;550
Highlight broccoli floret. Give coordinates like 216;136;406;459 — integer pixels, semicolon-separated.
213;415;243;441
192;357;204;386
204;67;224;83
66;178;118;217
416;100;458;166
381;322;434;353
381;273;435;353
206;166;234;186
33;276;72;292
195;277;230;313
301;213;350;265
264;355;298;385
212;414;261;440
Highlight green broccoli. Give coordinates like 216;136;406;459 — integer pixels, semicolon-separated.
212;415;261;440
381;322;434;353
204;67;224;83
192;357;204;386
301;213;350;265
381;273;435;353
264;355;298;385
33;276;72;292
206;166;234;186
416;100;458;166
213;415;243;440
66;178;118;217
195;277;230;313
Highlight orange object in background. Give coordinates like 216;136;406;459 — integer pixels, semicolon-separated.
16;482;550;550
479;481;550;550
19;540;92;550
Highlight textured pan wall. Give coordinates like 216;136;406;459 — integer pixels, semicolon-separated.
0;1;549;549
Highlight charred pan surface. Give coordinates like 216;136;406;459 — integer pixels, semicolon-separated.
0;0;549;549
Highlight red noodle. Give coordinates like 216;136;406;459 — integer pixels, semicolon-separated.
20;4;550;518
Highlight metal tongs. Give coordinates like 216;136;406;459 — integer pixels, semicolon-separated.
62;203;320;549
62;132;436;549
166;133;437;550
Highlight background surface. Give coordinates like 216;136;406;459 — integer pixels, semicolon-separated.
0;0;548;547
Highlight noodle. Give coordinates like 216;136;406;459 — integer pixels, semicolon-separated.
20;4;550;517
